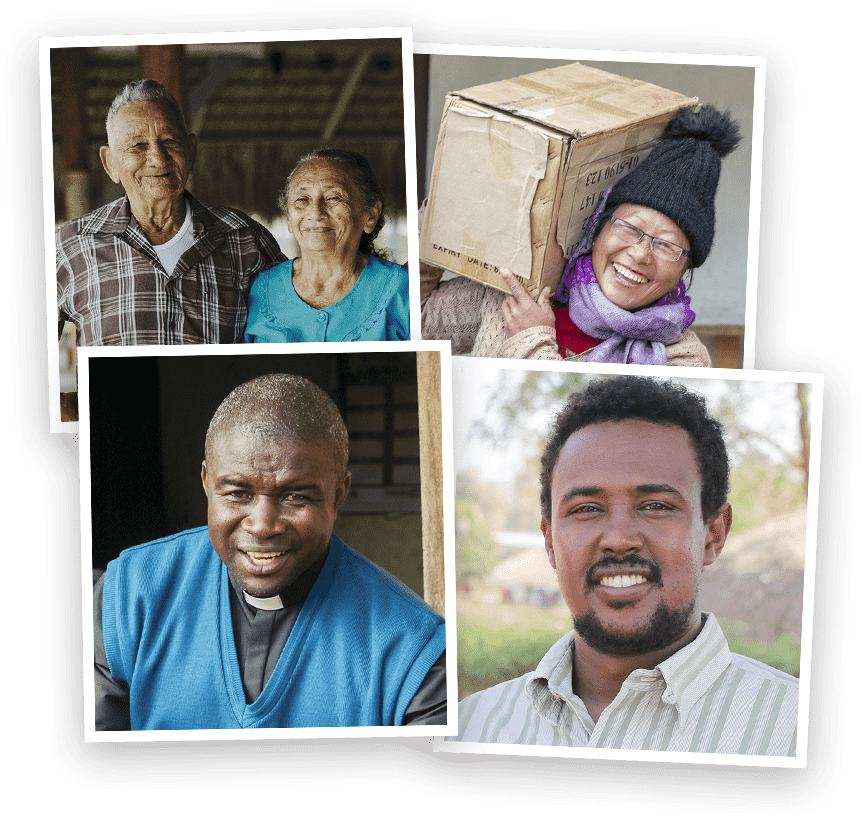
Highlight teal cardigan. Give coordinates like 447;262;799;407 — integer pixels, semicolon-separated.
102;528;445;730
244;255;410;342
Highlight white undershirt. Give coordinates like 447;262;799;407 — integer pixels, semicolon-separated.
152;200;194;275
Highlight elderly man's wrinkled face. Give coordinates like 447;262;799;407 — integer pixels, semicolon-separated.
100;102;196;214
202;428;351;599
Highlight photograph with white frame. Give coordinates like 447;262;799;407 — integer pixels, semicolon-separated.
43;27;421;433
436;356;820;767
77;340;455;740
414;45;762;371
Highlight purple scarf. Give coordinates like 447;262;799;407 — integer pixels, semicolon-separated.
554;187;696;365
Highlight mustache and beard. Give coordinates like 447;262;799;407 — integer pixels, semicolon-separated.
574;554;698;656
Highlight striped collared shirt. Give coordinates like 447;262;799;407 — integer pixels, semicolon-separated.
57;192;286;346
443;614;798;756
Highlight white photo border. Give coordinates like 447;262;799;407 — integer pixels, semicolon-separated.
414;43;764;371
78;339;456;742
42;27;420;433
433;356;821;769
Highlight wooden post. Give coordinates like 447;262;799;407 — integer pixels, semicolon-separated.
417;351;445;616
56;47;88;220
140;44;187;120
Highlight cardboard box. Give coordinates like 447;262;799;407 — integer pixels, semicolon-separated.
420;63;698;296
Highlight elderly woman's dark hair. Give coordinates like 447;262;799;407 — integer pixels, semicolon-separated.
279;149;387;258
539;376;729;522
105;79;189;135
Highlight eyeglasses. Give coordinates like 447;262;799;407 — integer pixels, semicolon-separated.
608;217;690;263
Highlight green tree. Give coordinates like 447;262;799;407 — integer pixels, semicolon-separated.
454;496;497;581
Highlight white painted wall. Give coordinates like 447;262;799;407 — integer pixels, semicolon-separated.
422;54;756;328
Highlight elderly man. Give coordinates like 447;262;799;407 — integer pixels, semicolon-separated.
57;79;285;347
446;376;798;756
93;374;446;730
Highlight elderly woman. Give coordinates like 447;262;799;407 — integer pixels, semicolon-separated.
245;149;409;342
421;105;740;367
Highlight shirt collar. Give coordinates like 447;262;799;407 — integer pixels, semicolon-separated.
651;612;733;726
82;191;212;237
525;613;733;729
525;631;580;721
242;591;283;610
226;544;331;617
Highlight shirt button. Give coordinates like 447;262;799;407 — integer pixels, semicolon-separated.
317;313;327;322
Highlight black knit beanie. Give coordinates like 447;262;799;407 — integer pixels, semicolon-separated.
604;105;742;268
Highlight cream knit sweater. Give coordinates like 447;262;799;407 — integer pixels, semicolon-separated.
420;270;711;367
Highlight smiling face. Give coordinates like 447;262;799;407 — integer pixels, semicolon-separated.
285;159;381;258
590;204;690;311
202;428;350;598
542;420;729;658
99;102;196;215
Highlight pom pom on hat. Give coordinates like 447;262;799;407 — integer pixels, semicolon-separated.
662;106;742;158
604;104;741;268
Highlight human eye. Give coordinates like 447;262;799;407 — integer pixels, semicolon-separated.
281;492;310;506
651;239;682;261
611;219;642;242
565;502;603;517
639;501;675;514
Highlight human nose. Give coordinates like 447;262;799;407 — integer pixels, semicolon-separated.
309;196;327;218
242;497;286;538
599;506;643;555
627;233;654;261
144;143;170;167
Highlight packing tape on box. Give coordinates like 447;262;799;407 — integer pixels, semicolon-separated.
505;78;654;124
489;119;514;180
460;234;490;276
623;127;642;152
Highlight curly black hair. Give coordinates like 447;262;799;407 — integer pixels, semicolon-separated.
539;376;729;522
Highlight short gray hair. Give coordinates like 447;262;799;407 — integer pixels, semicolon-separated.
105;79;189;137
205;374;349;475
279;148;387;258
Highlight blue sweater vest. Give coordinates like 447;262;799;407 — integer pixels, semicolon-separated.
102;527;446;730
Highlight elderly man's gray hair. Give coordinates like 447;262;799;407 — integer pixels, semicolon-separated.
105;79;189;135
205;373;350;474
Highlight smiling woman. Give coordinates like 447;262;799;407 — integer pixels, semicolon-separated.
244;149;410;343
421;105;741;367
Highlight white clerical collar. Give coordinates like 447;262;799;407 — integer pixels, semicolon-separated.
243;591;284;610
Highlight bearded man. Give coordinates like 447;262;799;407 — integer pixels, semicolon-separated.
446;376;798;756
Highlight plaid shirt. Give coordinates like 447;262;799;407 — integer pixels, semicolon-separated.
57;192;286;345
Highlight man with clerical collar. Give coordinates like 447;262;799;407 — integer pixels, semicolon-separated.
448;376;798;756
57;79;286;350
93;374;447;730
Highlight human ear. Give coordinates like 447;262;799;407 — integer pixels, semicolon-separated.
200;461;209;496
363;201;382;234
702;503;732;566
187;133;198;169
99;145;121;184
333;470;352;515
541;517;556;569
